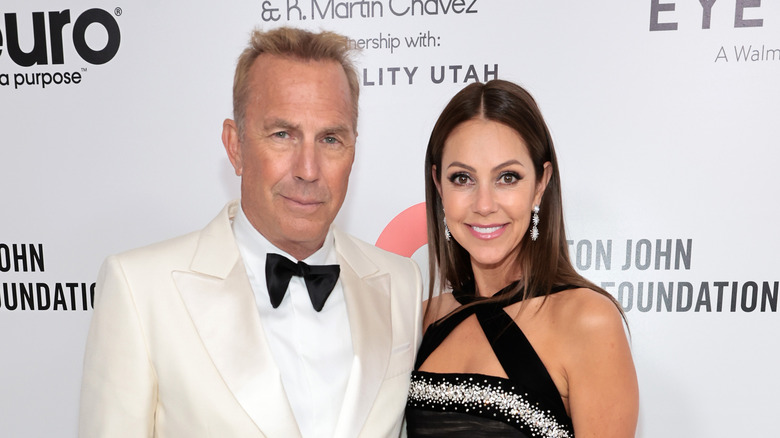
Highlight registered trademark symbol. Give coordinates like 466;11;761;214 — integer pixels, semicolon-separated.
115;7;123;16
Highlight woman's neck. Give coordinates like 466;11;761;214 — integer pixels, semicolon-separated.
471;259;521;297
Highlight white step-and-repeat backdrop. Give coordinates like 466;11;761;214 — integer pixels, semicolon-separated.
1;1;778;436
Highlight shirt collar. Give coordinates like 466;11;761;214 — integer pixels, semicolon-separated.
232;204;336;265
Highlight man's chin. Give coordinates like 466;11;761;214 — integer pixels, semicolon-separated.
276;221;331;250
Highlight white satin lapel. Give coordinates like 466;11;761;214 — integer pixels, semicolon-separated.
332;233;392;438
175;264;301;438
174;201;302;438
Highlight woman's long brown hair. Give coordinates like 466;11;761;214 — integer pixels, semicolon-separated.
424;80;625;324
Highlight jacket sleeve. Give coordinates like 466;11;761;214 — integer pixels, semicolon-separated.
78;255;157;438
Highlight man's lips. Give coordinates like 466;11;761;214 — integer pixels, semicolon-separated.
281;195;324;208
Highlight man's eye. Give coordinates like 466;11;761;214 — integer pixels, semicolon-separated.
323;136;338;144
273;131;289;139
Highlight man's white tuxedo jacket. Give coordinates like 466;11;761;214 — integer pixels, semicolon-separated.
79;201;424;437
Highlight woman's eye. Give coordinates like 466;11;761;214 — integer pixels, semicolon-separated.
449;173;471;185
499;172;520;184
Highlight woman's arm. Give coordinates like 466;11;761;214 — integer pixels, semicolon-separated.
562;289;639;437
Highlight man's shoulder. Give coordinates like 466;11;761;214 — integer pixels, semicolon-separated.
334;228;413;268
109;201;236;270
113;229;201;264
334;229;423;302
334;228;423;282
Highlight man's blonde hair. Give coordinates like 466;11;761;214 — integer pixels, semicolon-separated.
232;27;360;136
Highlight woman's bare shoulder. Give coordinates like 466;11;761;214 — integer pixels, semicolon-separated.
422;292;461;330
549;289;638;435
549;287;625;334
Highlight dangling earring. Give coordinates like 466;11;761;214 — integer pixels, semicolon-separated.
443;215;451;241
531;205;540;241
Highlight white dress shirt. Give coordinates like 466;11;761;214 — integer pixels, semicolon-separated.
233;206;353;438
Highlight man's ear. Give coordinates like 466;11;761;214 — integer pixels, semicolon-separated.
222;119;242;176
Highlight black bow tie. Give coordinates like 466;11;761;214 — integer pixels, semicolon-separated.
265;253;340;312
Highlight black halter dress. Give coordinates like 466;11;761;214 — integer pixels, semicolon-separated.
406;283;575;438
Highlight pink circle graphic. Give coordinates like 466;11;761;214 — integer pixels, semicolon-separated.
375;202;428;257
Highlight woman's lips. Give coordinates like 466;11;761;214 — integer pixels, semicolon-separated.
467;224;507;239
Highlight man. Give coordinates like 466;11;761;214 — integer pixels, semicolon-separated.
79;27;423;438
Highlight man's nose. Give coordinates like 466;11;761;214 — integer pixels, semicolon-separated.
293;139;320;183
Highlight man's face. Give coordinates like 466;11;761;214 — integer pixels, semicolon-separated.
223;54;356;260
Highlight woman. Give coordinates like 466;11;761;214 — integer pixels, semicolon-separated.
406;80;639;437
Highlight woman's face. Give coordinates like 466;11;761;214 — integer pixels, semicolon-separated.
436;118;550;275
